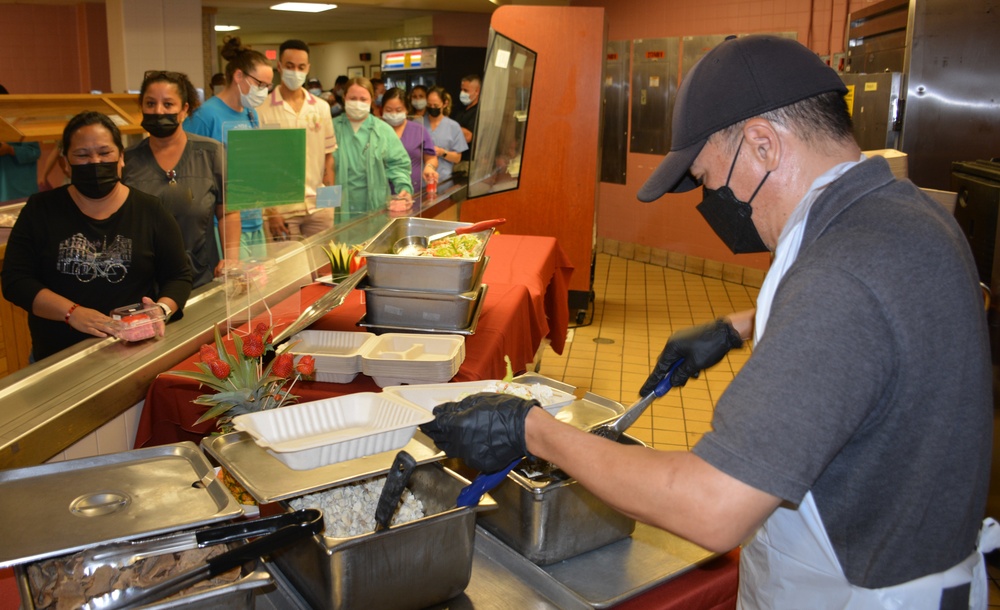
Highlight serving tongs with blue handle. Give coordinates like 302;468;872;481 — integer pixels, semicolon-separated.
455;359;682;507
83;508;323;610
587;358;683;441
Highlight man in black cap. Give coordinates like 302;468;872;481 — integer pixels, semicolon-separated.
421;35;996;608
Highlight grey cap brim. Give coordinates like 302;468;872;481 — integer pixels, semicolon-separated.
637;139;706;202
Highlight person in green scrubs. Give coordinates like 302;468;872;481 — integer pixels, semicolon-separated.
332;77;412;222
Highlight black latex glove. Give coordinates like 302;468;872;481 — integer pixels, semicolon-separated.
640;318;743;394
420;393;540;473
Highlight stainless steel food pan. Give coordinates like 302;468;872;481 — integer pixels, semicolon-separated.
479;435;644;566
363;283;485;330
359;218;492;293
16;563;270;610
270;463;496;610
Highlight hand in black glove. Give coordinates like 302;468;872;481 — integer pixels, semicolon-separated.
419;393;540;473
640;318;743;395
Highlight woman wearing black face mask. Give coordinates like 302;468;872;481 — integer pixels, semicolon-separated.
422;87;467;185
123;70;239;287
0;111;192;361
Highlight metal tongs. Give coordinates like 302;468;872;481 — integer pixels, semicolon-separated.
586;358;683;441
80;510;319;576
455;360;683;507
83;509;323;610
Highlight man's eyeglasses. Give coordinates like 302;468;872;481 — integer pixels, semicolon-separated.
244;72;271;89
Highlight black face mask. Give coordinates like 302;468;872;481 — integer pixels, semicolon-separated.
141;113;180;138
426;107;442;118
695;139;770;254
71;161;121;199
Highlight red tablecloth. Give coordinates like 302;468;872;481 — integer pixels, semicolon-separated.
134;234;573;449
482;234;574;355
615;549;739;610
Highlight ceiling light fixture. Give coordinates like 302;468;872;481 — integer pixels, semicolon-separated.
215;24;241;32
270;2;337;12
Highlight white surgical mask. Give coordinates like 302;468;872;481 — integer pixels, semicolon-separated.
460;91;472;105
240;81;268;109
411;99;427;111
281;69;307;91
308;87;322;96
383;111;406;126
345;100;370;121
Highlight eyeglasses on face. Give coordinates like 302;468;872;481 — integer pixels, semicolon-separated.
244;71;271;89
143;70;186;81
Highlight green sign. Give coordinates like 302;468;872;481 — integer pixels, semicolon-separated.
225;128;306;210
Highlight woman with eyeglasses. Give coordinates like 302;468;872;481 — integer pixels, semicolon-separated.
1;111;192;361
123;71;239;288
184;36;274;259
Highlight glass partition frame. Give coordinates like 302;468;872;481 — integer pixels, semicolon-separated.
468;31;537;199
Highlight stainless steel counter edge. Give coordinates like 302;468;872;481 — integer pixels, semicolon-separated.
0;186;465;470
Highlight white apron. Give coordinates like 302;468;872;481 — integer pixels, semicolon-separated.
737;493;1000;609
742;158;1000;608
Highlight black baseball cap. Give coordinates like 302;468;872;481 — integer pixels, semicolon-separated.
637;35;848;201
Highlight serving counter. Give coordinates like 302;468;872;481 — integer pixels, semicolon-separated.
134;233;573;448
0;206;739;609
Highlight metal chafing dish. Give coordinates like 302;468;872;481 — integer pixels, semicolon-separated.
0;443;272;610
203;431;494;610
362;281;486;330
269;463;496;610
480;435;643;566
358;217;492;293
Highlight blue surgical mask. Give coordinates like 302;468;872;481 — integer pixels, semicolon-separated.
460;91;472;105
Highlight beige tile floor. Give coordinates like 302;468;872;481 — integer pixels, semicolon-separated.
537;251;1000;605
537;252;757;450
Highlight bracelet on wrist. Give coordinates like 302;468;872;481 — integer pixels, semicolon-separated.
157;302;172;319
64;303;79;324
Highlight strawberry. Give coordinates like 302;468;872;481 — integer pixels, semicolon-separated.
254;322;269;337
295;355;316;376
242;333;265;358
199;344;218;363
208;359;231;379
272;353;294;378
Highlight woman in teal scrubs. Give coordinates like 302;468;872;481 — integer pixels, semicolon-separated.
332;77;412;222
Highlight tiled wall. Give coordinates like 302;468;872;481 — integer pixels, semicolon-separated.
597;237;766;288
45;401;144;463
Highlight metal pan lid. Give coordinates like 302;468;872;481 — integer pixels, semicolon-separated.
0;442;242;567
272;267;367;346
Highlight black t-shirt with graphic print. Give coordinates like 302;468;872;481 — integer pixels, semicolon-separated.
1;185;192;359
